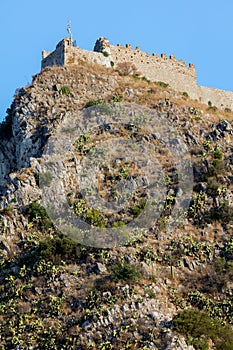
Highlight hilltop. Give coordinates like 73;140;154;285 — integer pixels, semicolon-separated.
0;57;232;349
41;37;233;110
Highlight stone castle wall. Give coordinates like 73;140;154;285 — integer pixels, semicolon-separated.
41;37;233;110
94;38;197;94
42;38;112;70
41;40;65;68
197;86;233;110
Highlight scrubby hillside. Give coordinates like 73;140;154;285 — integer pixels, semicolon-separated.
0;60;232;349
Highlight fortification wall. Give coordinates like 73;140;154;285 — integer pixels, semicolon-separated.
41;39;66;69
183;85;233;110
198;86;233;110
64;45;111;67
41;37;233;110
94;38;197;94
42;38;112;70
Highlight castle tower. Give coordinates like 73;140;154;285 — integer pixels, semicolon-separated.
41;38;74;69
94;37;110;53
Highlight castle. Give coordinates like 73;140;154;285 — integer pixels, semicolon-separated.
42;37;233;110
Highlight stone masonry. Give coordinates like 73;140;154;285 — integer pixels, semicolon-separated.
42;37;233;110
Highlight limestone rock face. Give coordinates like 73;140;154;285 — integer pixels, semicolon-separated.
0;63;232;238
0;60;232;349
0;65;119;190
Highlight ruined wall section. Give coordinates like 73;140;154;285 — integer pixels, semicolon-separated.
41;39;66;69
42;38;112;70
94;38;197;94
197;86;233;110
64;45;112;67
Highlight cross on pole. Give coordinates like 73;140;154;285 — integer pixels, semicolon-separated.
67;20;72;41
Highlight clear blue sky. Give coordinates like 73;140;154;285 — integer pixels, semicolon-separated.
1;0;233;120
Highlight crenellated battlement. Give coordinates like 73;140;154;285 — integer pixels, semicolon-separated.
93;37;195;70
41;37;233;110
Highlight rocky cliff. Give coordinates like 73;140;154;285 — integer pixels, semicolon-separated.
0;60;232;349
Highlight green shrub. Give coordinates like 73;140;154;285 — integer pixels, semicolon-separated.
130;198;147;218
223;237;233;261
182;91;189;98
102;51;110;57
208;100;212;107
210;157;224;176
212;146;223;160
144;288;156;298
204;202;233;224
156;81;169;88
111;220;125;228
73;200;106;228
85;99;103;108
60;86;70;95
142;76;151;83
110;61;114;67
74;133;91;154
173;309;233;350
111;262;140;282
38;235;81;263
110;93;123;103
133;74;140;80
206;179;220;197
84;207;106;228
27;201;53;230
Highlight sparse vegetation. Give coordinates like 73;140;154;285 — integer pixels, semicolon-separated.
173;309;233;350
111;262;140;282
38;234;82;263
102;51;110;57
110;92;123;103
115;62;139;76
205;201;233;224
74;132;91;154
73;199;107;228
27;201;53;230
0;49;233;350
130;198;147;218
182;91;189;98
85;98;104;107
156;81;169;88
60;85;70;95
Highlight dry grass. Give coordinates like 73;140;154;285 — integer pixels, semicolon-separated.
39;63;233;126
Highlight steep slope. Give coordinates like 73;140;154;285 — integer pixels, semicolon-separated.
0;61;232;349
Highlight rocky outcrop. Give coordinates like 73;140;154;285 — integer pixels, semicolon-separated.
0;61;232;349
